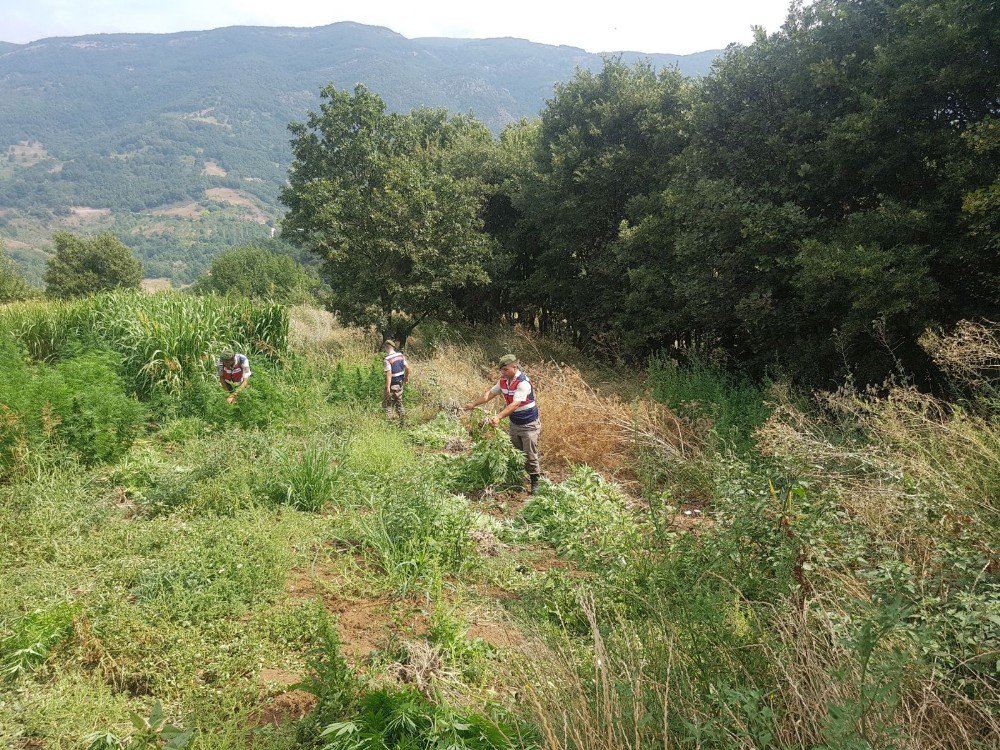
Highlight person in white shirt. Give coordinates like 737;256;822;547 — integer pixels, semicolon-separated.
382;339;410;425
217;350;251;404
463;353;542;493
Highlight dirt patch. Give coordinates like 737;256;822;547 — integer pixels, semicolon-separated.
140;278;172;293
259;668;302;688
202;160;227;177
7;141;47;159
467;618;524;648
329;596;401;661
471;528;505;557
249;690;316;727
66;206;111;222
522;545;576;574
205;188;268;224
2;238;33;250
150;202;203;219
15;739;47;750
206;187;254;207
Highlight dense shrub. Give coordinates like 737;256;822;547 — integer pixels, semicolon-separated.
44;232;142;299
192;244;319;303
0;252;33;303
648;354;771;449
0;292;289;395
0;341;145;476
298;612;530;750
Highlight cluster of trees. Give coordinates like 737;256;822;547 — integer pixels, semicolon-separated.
283;0;999;385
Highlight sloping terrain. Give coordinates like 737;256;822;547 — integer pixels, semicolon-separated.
0;23;720;283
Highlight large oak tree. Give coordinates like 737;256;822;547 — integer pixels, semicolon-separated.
280;84;493;346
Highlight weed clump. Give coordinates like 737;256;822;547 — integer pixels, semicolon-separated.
0;602;77;682
298;612;531;750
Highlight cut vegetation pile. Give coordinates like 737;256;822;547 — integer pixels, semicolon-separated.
0;301;996;750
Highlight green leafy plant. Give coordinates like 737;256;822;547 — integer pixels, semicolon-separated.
0;602;77;682
444;425;524;492
273;446;338;512
85;701;193;750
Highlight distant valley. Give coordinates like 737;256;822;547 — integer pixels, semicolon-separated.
0;22;721;284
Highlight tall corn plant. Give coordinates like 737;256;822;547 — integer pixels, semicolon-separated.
0;292;289;394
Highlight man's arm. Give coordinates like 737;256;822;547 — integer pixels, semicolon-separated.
385;367;393;394
403;362;411;383
490;398;526;425
463;389;496;411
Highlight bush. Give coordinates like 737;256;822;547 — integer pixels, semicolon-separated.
298;612;529;750
648;354;771;450
1;602;77;682
443;424;525;492
327;359;387;405
357;479;476;595
44;232;142;299
0;342;145;475
0;292;289;395
0;252;33;303
192;244;319;303
270;446;338;512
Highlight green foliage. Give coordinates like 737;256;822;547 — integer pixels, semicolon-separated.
44;232;143;299
0;291;288;395
281;84;493;345
317;689;525;750
0;250;33;303
442;424;524;492
428;606;494;684
299;612;527;750
86;701;194;750
0;602;77;682
0;343;145;477
271;446;338;512
327;360;388;406
647;354;771;449
192;244;319;303
359;482;476;596
131;517;287;623
510;59;687;338
521;466;642;569
406;412;468;449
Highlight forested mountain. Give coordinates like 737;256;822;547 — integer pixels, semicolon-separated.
0;23;719;283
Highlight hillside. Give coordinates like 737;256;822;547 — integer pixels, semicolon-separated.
0;294;996;747
0;23;721;284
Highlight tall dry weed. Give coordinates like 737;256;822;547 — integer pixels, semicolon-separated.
412;340;696;476
519;596;678;750
289;306;372;364
920;319;1000;387
766;603;1000;750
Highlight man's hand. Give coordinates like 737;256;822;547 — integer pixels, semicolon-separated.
227;394;237;405
462;404;475;411
488;415;500;427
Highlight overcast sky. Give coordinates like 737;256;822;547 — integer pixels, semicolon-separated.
0;0;796;54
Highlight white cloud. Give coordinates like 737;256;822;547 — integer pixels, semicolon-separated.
0;0;795;53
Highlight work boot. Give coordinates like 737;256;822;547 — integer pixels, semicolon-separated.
529;474;540;495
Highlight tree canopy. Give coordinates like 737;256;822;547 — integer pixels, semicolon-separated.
192;243;319;303
44;233;143;299
280;84;494;346
0;248;33;303
275;0;998;385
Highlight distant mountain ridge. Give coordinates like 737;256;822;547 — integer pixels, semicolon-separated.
0;22;723;283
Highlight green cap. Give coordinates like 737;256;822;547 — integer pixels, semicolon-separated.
498;353;518;368
220;349;236;361
381;339;396;350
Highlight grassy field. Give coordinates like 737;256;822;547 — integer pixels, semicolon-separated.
0;295;996;750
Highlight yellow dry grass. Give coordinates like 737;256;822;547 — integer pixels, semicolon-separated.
413;337;695;476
